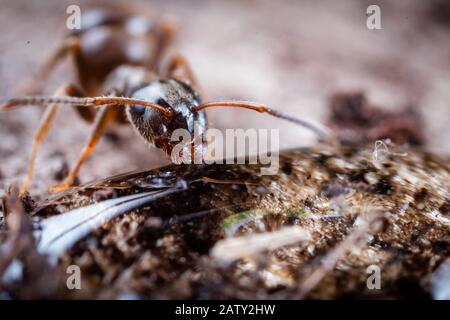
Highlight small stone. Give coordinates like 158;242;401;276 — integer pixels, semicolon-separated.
144;216;163;230
364;172;379;185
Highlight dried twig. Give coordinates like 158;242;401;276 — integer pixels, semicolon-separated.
0;185;34;279
211;226;310;265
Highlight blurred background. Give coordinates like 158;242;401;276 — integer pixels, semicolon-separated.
0;0;449;197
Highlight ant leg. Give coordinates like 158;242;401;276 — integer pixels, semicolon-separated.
51;105;117;192
163;54;199;89
193;101;337;144
19;37;80;94
20;84;85;194
149;18;177;71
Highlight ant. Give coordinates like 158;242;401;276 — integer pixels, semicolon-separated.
0;5;333;195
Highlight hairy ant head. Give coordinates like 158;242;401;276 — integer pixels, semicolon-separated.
126;79;207;155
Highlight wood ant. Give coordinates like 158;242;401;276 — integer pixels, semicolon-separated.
0;5;333;195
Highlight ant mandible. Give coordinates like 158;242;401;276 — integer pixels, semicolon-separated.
0;5;333;194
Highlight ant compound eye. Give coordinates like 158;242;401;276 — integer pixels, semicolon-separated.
130;104;146;117
128;82;170;121
156;98;173;110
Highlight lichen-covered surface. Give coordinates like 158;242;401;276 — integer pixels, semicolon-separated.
2;144;447;299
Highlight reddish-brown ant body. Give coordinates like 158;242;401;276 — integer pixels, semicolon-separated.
1;5;332;194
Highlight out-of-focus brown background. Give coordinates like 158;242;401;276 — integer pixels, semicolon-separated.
0;0;449;197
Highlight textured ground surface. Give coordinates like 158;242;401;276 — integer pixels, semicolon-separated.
2;144;449;299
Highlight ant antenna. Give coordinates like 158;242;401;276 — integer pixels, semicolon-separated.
193;101;335;142
0;96;174;118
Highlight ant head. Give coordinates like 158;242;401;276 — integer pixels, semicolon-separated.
126;79;207;157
